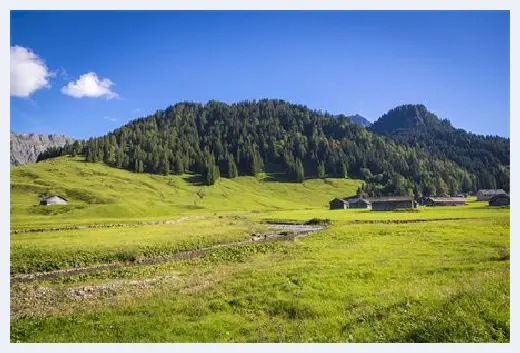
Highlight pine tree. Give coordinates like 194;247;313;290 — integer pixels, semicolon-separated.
317;162;325;178
86;149;94;163
338;162;348;178
228;155;238;178
174;157;184;175
295;158;305;183
160;154;170;175
204;155;220;186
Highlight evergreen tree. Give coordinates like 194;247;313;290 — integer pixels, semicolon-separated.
204;155;220;186
174;157;184;175
339;162;348;179
159;154;170;175
295;158;305;183
317;162;325;178
227;155;238;178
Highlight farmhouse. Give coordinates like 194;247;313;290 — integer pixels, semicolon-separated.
329;198;348;210
477;189;506;201
348;198;372;209
488;194;509;206
422;197;467;207
368;196;418;211
39;195;68;206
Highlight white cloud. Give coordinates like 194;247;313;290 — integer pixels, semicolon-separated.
10;46;53;97
104;116;118;122
61;72;118;99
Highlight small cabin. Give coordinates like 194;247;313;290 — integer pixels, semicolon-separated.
488;194;509;207
348;198;372;209
40;195;68;206
368;196;418;211
329;198;348;210
477;189;506;201
422;197;467;207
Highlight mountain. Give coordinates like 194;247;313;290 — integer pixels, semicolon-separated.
370;104;455;136
39;99;507;197
347;114;371;127
369;104;510;191
10;131;73;166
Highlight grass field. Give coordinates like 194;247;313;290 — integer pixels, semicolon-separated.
10;158;510;342
10;216;264;274
10;157;362;230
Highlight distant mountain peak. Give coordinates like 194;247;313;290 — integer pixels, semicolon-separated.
347;114;371;127
370;104;453;135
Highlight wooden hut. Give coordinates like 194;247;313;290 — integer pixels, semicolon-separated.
368;196;418;211
347;198;372;209
329;198;348;210
39;195;68;206
488;194;509;206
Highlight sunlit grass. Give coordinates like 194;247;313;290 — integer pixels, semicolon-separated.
11;218;509;342
10;157;362;229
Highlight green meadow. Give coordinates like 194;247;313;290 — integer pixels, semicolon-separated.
10;157;362;229
10;157;510;342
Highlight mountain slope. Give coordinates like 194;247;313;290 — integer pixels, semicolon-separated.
369;104;510;191
10;131;73;166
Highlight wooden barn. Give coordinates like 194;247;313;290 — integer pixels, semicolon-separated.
368;196;418;211
422;197;467;207
477;189;506;201
488;194;509;206
329;198;348;210
348;198;372;209
39;195;68;206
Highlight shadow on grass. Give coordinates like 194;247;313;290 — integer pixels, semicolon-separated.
262;172;294;183
183;174;206;186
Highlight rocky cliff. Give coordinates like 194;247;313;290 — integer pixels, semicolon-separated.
10;131;73;166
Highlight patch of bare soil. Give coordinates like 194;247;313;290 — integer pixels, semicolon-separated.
10;275;183;318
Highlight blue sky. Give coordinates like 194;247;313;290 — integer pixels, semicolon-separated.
10;10;510;139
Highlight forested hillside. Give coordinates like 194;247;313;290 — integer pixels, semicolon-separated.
38;99;509;197
370;104;510;192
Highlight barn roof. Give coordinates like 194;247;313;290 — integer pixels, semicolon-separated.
40;195;68;201
329;198;348;204
489;194;509;202
477;189;506;195
368;196;414;203
427;197;466;202
348;198;371;204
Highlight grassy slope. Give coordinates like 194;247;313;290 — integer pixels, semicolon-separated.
10;157;362;229
11;217;509;342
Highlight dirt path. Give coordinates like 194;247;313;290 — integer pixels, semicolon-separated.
11;216;191;234
10;224;325;285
